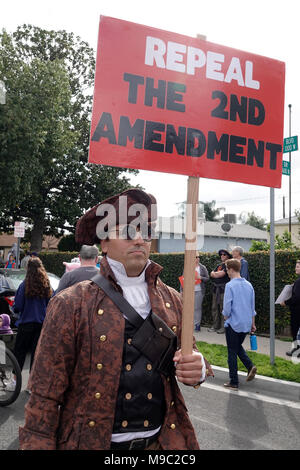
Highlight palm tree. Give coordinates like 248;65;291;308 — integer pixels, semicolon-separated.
176;200;225;221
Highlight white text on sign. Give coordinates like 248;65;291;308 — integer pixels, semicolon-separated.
145;37;260;90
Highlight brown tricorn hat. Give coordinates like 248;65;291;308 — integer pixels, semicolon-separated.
75;188;157;245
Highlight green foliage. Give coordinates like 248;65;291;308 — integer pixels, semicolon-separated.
249;230;297;252
242;211;266;230
176;200;224;221
39;249;300;335
57;234;81;252
0;25;137;251
196;341;300;383
39;251;76;278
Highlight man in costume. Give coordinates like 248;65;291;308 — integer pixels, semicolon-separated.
19;188;212;450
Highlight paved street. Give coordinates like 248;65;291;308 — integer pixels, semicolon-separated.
1;352;299;451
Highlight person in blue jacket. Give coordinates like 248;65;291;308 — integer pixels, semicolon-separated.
232;246;250;281
9;258;52;391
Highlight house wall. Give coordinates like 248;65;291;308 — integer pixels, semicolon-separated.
275;223;300;247
157;234;259;253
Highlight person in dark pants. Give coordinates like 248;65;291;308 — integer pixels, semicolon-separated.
281;260;300;356
222;258;257;390
208;249;232;334
8;258;52;392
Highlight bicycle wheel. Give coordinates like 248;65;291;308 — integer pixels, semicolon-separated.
0;345;22;406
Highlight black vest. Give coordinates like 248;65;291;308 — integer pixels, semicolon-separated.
113;319;166;433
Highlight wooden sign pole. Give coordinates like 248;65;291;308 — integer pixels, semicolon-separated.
181;176;199;355
181;33;206;356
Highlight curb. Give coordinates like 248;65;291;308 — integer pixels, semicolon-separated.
210;364;300;387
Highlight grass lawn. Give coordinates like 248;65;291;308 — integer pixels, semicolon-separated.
196;340;300;384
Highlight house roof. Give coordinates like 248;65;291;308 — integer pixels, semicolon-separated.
0;233;61;250
274;216;299;225
157;216;268;240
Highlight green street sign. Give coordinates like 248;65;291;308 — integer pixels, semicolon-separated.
282;160;290;175
283;136;298;153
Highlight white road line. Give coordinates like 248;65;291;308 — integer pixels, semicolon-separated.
201;382;300;410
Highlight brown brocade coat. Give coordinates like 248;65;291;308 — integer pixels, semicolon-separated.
19;258;201;450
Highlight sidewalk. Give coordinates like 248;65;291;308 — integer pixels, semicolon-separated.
194;327;293;360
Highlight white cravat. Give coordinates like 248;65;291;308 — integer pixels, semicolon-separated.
107;256;151;319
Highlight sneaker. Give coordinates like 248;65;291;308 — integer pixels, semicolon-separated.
286;346;300;356
194;324;201;332
246;366;257;382
223;382;238;391
5;378;16;392
207;328;217;332
217;328;225;334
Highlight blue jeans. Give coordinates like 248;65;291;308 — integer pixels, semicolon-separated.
225;325;253;386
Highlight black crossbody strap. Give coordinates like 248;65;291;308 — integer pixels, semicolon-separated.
90;273;144;328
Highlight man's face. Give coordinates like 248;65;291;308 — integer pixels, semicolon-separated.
232;250;239;259
101;224;151;277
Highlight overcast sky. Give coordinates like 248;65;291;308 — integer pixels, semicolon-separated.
2;0;299;223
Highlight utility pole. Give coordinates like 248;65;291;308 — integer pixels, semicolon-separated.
283;196;285;219
288;104;292;233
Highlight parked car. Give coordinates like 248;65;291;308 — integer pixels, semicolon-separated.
0;268;60;329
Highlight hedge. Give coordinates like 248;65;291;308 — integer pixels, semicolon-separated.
39;250;300;335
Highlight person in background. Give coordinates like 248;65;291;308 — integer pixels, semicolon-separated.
194;256;209;331
231;246;250;281
222;258;257;391
7;258;52;392
179;256;209;332
5;254;16;269
54;244;100;295
20;251;32;269
208;249;232;334
281;260;300;357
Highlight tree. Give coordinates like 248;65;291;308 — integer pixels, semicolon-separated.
0;25;137;251
239;211;266;230
176;200;224;221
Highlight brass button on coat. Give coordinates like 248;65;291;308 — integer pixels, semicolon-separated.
127;338;132;345
97;309;104;315
165;302;171;308
99;335;106;342
144;420;149;427
172;326;177;332
122;420;128;428
88;421;95;427
125;393;132;400
170;423;176;430
147;393;153;400
125;364;132;371
95;392;101;399
96;363;103;370
146;364;152;371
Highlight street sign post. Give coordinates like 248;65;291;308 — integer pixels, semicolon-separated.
283;136;298;153
14;222;25;268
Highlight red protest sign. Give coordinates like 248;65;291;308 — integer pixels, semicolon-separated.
89;16;285;188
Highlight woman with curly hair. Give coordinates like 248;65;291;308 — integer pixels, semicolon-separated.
7;258;52;392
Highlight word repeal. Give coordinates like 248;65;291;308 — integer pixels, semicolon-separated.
145;36;260;90
91;112;281;169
